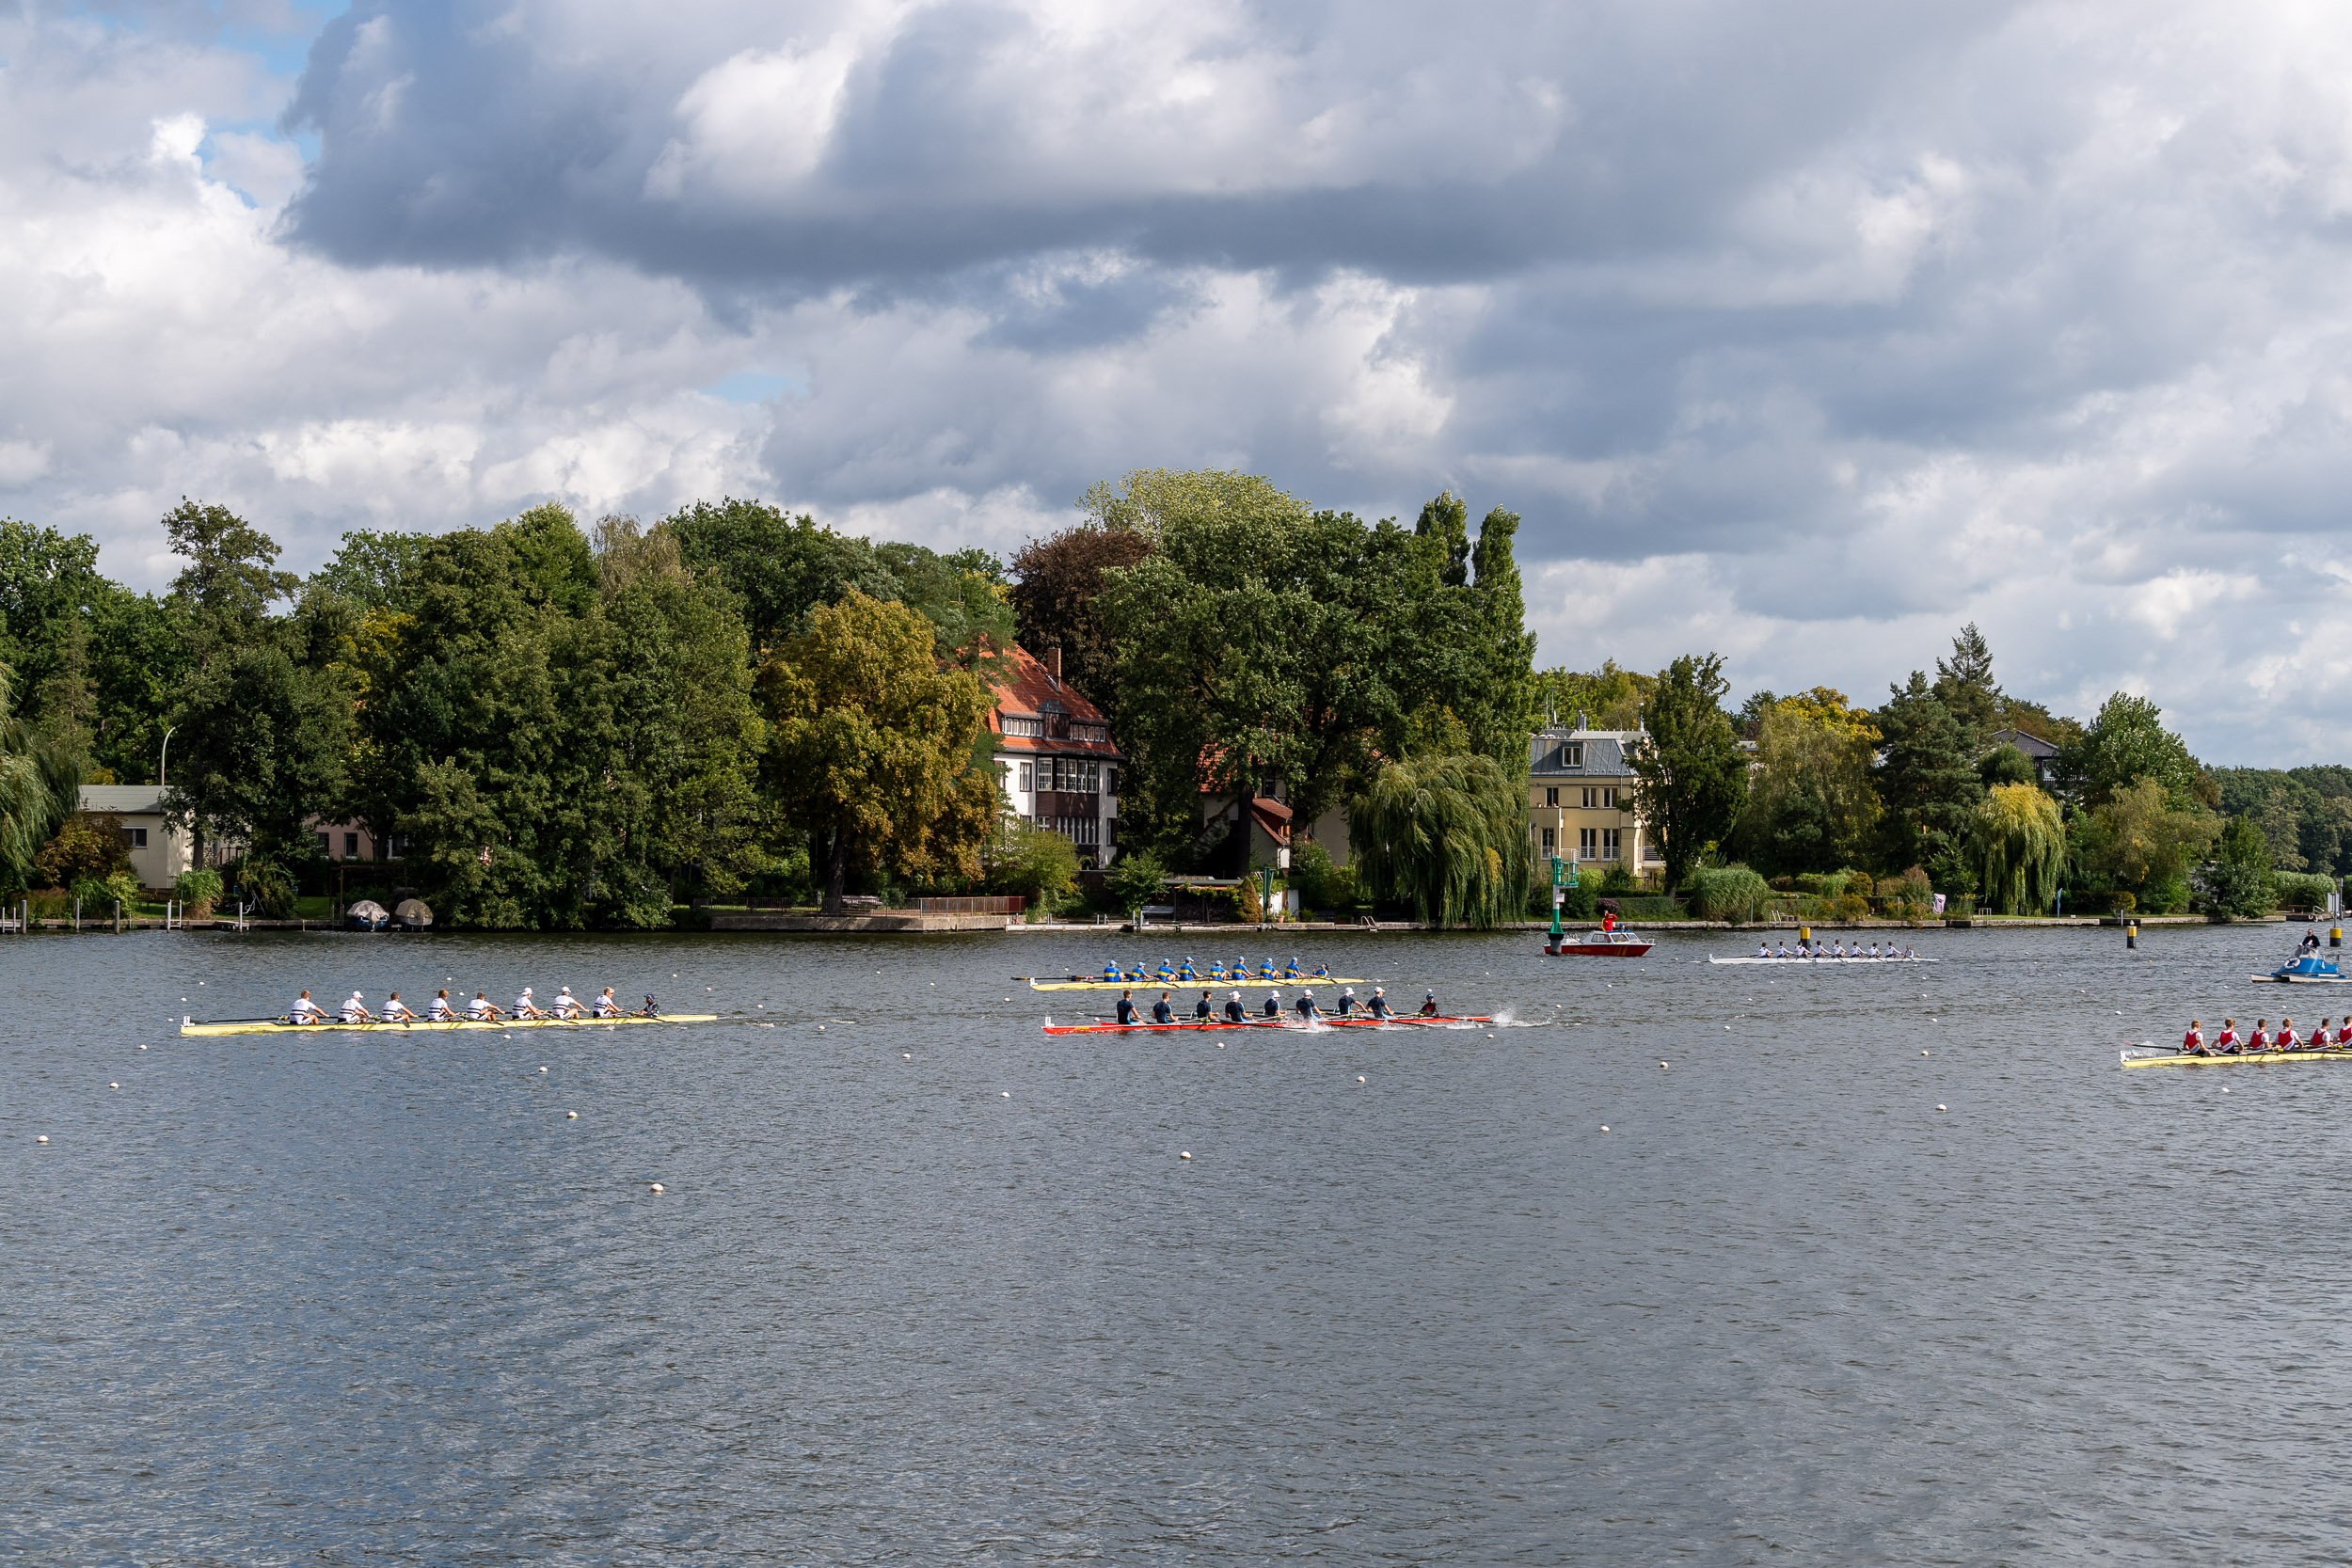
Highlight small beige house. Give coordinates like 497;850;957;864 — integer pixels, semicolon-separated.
78;784;193;892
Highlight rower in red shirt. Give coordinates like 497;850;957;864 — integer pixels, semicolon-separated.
2277;1018;2302;1051
2183;1020;2208;1055
2249;1019;2272;1052
2216;1018;2240;1054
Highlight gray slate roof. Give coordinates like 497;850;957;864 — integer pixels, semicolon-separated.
1528;731;1637;778
80;784;169;815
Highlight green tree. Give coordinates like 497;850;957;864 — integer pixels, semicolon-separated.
163;641;354;866
34;810;132;887
0;666;82;893
2087;776;2218;911
1969;783;2065;913
1931;622;1999;744
2198;814;2277;919
985;819;1083;910
1008;523;1155;721
873;541;1017;666
1872;673;1982;875
2060;693;2205;808
665;499;900;645
1628;653;1747;894
162;499;299;632
1348;751;1533;927
1978;744;2038;788
1731;689;1881;876
1078;467;1311;536
759;590;996;911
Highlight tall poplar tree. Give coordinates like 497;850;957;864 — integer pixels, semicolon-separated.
1628;653;1747;893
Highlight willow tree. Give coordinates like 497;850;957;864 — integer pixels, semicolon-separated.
0;665;79;894
1970;783;2064;913
758;590;996;911
1348;752;1533;927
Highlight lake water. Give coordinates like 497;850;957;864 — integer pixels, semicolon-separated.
7;920;2349;1563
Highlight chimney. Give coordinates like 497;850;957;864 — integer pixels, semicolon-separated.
1045;646;1063;684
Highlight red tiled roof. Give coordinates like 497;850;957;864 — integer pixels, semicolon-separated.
987;645;1121;758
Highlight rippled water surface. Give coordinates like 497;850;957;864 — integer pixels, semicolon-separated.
7;921;2351;1563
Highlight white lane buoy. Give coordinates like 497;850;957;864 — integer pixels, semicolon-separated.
2222;1086;2231;1093
1357;1075;1366;1083
36;1134;49;1144
1922;1050;1930;1056
1936;1103;1947;1112
649;1183;664;1193
538;1066;548;1073
903;1053;912;1059
1179;1151;1191;1160
818;1025;824;1032
139;1044;148;1051
1217;1042;1226;1048
565;1111;578;1119
1001;1091;1011;1098
1661;1061;1669;1069
1600;1125;1610;1132
109;1082;119;1089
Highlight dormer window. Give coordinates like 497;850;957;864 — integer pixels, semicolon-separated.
1563;743;1583;768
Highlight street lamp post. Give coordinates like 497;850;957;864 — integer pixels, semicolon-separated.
159;725;177;786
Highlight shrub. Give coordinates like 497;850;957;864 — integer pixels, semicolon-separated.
984;821;1080;909
71;870;141;911
2274;871;2337;913
35;812;131;889
1105;849;1167;916
174;866;223;917
1682;864;1773;923
226;853;297;918
1834;893;1870;922
1597;862;1638;895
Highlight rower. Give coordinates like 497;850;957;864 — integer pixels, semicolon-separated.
551;987;583;1019
1100;961;1122;981
1154;959;1175;982
1774;941;1791;959
338;990;374;1024
381;991;418;1022
290;990;326;1022
1223;990;1247;1022
1193;990;1215;1020
2320;1017;2338;1049
1756;941;1772;958
1262;989;1283;1018
2216;1017;2240;1053
2183;1019;2207;1056
1368;987;1393;1020
2250;1019;2272;1052
2280;1018;2302;1051
1294;989;1320;1022
427;990;455;1021
1152;991;1175;1024
465;991;499;1021
1420;990;1439;1018
1283;958;1303;980
1867;942;1882;959
592;987;621;1019
1335;988;1360;1017
514;988;548;1021
1179;958;1200;981
1116;990;1140;1025
2333;1018;2352;1049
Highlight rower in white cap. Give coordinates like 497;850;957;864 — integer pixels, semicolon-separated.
337;990;375;1023
551;986;583;1019
1223;990;1248;1022
513;987;548;1021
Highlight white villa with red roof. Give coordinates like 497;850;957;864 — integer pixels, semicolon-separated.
985;645;1122;867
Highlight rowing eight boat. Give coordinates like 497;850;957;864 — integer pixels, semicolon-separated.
181;1013;720;1037
1708;956;1938;966
1043;1013;1492;1035
1025;975;1370;991
2122;1042;2352;1068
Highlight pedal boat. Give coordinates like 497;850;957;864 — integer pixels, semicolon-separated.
2252;953;2352;984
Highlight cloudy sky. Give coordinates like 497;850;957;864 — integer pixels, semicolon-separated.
5;0;2350;762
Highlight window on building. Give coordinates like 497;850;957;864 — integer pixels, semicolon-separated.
121;827;149;849
1602;786;1617;809
1564;743;1583;768
1579;828;1597;860
1581;786;1597;809
1603;828;1621;860
1544;787;1558;807
1002;715;1043;736
1018;761;1033;792
344;832;361;860
316;832;330;856
1104;766;1116;797
1540;827;1556;853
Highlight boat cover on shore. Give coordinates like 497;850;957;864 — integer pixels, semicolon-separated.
182;1013;719;1037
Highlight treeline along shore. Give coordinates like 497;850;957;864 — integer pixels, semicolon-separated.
0;468;2336;931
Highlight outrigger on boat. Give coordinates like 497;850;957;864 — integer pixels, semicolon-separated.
181;1013;718;1037
1043;1013;1494;1036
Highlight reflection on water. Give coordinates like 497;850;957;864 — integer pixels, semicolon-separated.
6;921;2348;1562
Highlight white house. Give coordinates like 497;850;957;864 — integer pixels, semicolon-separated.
986;645;1122;868
77;784;194;892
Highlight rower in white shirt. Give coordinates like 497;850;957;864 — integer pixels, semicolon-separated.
290;990;326;1022
427;990;456;1021
591;987;621;1019
464;990;500;1021
337;990;375;1023
550;986;584;1019
380;991;418;1022
513;988;548;1020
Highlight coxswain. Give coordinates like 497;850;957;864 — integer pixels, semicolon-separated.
1294;989;1320;1022
1336;988;1361;1017
381;991;418;1022
2215;1017;2240;1053
551;986;584;1019
1194;990;1215;1020
465;991;500;1021
1262;989;1283;1018
427;990;456;1021
338;990;374;1024
632;994;660;1018
1115;990;1140;1025
1903;944;1917;959
290;990;326;1022
2183;1020;2208;1056
2249;1019;2272;1052
592;987;621;1018
1224;990;1248;1022
1420;990;1439;1018
514;988;548;1021
1368;987;1393;1019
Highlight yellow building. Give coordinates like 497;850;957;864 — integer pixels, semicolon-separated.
1527;721;1662;881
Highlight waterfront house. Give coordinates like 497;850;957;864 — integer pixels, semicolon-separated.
77;784;192;892
987;645;1123;868
1986;727;2060;786
1527;718;1663;881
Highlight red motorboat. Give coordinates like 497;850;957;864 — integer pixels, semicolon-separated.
1544;909;1651;957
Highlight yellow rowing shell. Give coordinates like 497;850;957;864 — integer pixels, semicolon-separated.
1025;976;1368;991
2122;1044;2352;1069
181;1013;720;1037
